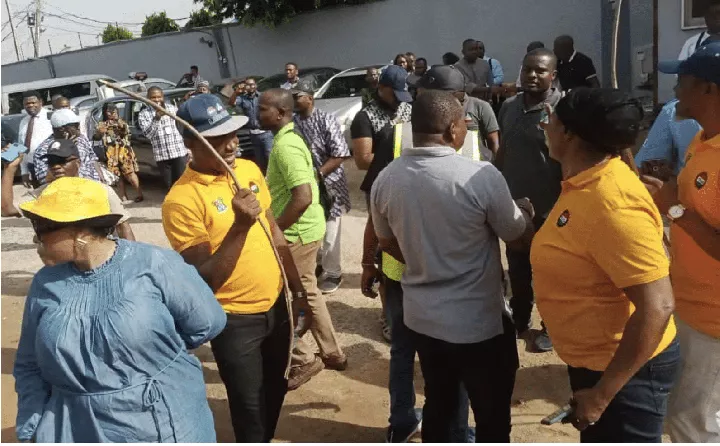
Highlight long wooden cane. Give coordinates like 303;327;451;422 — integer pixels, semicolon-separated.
609;4;671;249
610;0;641;175
98;80;295;375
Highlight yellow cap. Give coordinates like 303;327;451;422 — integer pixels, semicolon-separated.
20;177;122;226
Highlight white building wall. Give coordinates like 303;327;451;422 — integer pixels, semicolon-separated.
658;0;705;103
2;0;604;89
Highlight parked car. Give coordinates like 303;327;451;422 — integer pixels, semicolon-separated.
256;67;340;92
86;88;253;176
314;65;385;143
2;74;117;115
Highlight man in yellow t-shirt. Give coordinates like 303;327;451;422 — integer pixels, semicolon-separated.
161;94;310;443
648;44;720;443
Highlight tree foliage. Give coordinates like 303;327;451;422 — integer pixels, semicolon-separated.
141;12;181;37
193;0;380;27
184;9;222;30
101;24;134;44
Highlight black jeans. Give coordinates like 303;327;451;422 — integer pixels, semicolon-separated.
210;296;291;442
568;339;681;443
157;155;188;190
411;315;519;443
506;248;534;333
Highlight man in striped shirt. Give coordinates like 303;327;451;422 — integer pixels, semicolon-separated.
138;87;189;190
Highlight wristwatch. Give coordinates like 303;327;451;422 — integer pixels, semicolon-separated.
667;204;686;222
292;290;308;301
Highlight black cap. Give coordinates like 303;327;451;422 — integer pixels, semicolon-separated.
418;65;466;92
41;139;80;160
291;78;317;96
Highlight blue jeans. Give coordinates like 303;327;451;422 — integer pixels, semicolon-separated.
384;278;469;441
250;131;274;173
568;338;681;443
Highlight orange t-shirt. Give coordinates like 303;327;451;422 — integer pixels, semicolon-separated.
670;132;720;338
531;158;676;371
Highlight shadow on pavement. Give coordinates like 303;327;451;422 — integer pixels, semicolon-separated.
2;426;17;443
2;347;16;375
513;363;570;408
327;300;385;344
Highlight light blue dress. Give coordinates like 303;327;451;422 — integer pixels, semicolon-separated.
14;239;227;442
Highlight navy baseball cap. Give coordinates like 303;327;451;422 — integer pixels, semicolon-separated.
418;65;466;91
42;139;79;160
658;41;720;85
177;93;249;138
379;65;413;103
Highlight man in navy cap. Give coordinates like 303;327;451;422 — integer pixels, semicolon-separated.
646;41;720;444
162;93;312;442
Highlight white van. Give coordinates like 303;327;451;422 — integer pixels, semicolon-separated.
1;74;117;115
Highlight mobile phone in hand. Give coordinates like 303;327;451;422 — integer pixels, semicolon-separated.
541;404;573;425
1;143;28;163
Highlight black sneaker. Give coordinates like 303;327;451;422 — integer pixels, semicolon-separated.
319;275;343;294
534;328;553;352
385;409;422;443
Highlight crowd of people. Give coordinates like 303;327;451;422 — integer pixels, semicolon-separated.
1;9;719;443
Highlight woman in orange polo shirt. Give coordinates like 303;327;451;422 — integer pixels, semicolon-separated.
532;88;679;442
644;43;720;443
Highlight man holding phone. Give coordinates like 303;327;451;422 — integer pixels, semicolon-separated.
137;87;189;190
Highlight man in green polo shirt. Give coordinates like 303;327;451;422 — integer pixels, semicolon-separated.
260;88;346;391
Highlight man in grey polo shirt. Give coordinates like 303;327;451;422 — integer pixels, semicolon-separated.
371;90;534;442
496;48;563;352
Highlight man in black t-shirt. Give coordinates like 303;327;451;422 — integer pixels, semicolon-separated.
553;35;601;91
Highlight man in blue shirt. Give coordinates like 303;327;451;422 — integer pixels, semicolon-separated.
235;77;274;173
478;40;504;85
635;99;702;177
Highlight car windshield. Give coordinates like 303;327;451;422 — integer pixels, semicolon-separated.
256;74;289;92
7;82;92;114
318;74;368;100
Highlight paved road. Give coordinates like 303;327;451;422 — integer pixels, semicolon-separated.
1;164;579;442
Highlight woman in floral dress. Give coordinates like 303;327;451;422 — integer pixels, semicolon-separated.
94;102;143;202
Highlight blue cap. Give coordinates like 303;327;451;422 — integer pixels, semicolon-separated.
177;93;248;138
658;41;720;85
379;65;413;103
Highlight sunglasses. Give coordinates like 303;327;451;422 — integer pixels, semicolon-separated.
47;156;78;167
31;219;70;237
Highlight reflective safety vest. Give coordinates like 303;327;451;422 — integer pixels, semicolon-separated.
381;122;482;282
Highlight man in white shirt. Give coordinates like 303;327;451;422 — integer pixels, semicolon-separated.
679;1;720;60
17;90;53;189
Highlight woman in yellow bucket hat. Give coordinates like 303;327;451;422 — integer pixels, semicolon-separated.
14;176;227;442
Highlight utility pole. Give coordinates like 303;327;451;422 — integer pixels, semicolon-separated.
78;33;83;48
4;0;21;61
47;38;53;55
34;0;42;58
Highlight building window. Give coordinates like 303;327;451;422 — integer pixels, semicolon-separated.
683;0;712;29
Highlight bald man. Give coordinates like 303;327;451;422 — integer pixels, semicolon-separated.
259;89;346;391
371;90;534;442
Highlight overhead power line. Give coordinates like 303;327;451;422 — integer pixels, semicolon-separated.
44;2;188;26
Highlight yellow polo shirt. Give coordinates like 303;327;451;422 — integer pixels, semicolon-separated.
162;160;283;314
671;132;720;338
530;158;676;371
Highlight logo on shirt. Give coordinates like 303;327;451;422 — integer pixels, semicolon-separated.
557;210;570;227
212;197;228;213
249;181;260;194
695;172;708;190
